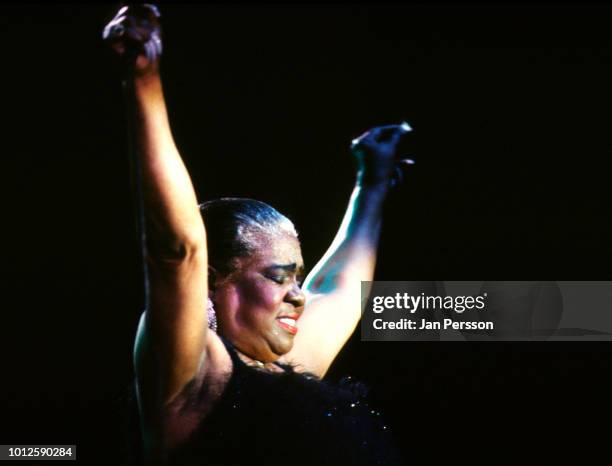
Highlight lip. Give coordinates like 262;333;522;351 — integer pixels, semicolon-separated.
276;312;301;335
277;319;298;335
277;312;301;320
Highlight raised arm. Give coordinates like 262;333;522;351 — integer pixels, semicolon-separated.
282;123;412;377
104;5;211;415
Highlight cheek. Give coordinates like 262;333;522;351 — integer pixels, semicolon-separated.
240;281;283;316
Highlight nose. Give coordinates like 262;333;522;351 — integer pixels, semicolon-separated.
286;283;306;309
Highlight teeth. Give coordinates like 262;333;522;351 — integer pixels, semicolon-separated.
278;318;296;327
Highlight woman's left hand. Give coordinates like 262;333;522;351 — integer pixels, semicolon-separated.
350;122;413;188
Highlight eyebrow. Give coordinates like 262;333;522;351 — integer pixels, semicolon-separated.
267;263;305;276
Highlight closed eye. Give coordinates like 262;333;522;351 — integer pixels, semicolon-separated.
265;274;304;287
264;263;305;286
268;275;288;285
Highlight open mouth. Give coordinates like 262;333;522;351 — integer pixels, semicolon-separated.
276;317;298;335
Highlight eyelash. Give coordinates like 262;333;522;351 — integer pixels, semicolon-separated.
267;275;303;287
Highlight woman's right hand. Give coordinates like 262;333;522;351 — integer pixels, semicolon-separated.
102;4;162;76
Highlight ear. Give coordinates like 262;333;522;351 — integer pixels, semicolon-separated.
208;265;232;296
208;265;219;293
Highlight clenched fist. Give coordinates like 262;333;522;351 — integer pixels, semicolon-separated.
351;122;414;188
102;4;162;76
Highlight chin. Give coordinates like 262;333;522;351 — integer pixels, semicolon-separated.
265;336;294;362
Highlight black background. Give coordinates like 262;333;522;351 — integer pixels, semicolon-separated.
2;2;612;465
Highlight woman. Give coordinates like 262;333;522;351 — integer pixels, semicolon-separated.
103;5;412;465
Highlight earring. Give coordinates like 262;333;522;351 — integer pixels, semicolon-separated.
207;298;218;333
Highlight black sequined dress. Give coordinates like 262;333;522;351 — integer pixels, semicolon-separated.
164;338;403;466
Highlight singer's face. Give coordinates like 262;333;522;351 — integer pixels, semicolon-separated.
212;231;306;362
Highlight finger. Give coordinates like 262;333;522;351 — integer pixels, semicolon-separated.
396;159;415;175
103;15;148;43
107;6;128;25
390;158;415;189
391;165;403;188
364;122;412;145
374;122;411;137
127;3;161;16
142;3;161;18
351;126;394;149
103;16;127;41
390;164;408;189
150;31;163;56
351;121;413;149
397;158;415;165
143;36;162;62
107;17;155;49
143;40;155;62
115;5;129;19
350;130;370;149
128;3;162;25
400;121;412;132
387;121;413;146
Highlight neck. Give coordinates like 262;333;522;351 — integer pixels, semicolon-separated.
235;350;265;367
235;350;284;373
